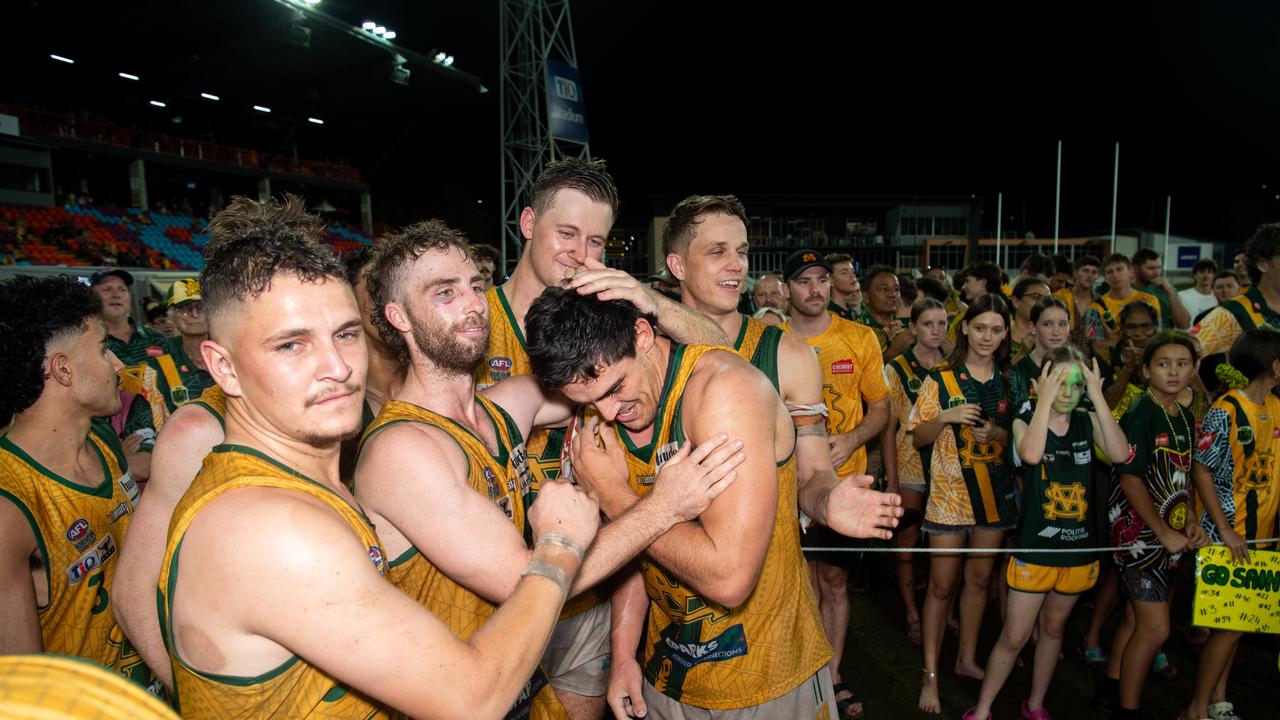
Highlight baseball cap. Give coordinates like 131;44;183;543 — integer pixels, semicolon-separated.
165;278;202;308
89;269;134;287
782;249;832;281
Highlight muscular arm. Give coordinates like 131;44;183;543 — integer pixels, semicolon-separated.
837;397;888;452
177;490;579;720
781;334;843;522
651;290;728;345
480;374;575;433
113;404;223;688
0;498;41;654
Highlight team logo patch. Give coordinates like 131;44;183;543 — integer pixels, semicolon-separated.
146;346;164;358
1155;433;1169;447
831;359;854;375
948;396;967;409
1197;432;1216;453
907;377;922;392
489;356;513;381
997;400;1009;414
1237;426;1254;445
66;533;117;585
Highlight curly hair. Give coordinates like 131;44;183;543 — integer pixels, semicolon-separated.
365;219;474;364
0;275;102;418
201;195;344;335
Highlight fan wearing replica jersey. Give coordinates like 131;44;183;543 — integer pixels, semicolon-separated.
1083;254;1164;351
1193;224;1280;356
0;275;160;697
474;160;726;720
528;288;898;719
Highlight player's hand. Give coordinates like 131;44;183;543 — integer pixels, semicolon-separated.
825;474;903;540
939;403;981;427
1220;527;1250;564
1034;362;1070;407
607;655;648;718
568;256;659;316
529;479;600;553
568;414;635;518
649;435;743;522
828;432;857;471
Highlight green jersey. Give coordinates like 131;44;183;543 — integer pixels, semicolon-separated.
1014;408;1097;566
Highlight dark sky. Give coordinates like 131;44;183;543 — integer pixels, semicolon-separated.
340;1;1280;245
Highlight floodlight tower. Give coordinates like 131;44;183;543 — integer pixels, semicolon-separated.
499;0;591;271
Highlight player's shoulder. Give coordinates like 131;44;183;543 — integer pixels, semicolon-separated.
692;346;774;396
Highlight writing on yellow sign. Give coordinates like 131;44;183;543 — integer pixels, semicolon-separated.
1192;546;1280;635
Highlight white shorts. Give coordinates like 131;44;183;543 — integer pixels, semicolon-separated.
541;598;611;696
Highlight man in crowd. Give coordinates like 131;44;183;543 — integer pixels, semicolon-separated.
0;275;161;696
858;264;913;361
752;272;789;312
1049;253;1074;292
1194;224;1280;355
1083;253;1164;351
93;269;167;366
1177;258;1219;322
1196;269;1242;326
472;243;502;290
156;194;601;718
1132;247;1191;329
827;253;858;320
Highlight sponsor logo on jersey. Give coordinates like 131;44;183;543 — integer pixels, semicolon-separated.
146;346;164;358
1198;431;1216;453
1155;433;1169;447
108;502;130;523
1073;450;1091;465
489;356;513;381
66;518;90;543
1124;444;1136;463
997;400;1009;414
66;533;117;585
368;545;384;570
511;442;531;493
659;622;749;670
117;471;140;507
831;359;854;375
1237;426;1254;445
907;377;922;393
655;441;681;470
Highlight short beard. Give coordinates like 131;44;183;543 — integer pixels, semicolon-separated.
410;307;488;376
299;419;364;447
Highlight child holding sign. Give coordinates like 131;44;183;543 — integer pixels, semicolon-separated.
1103;331;1212;719
1180;327;1280;720
963;345;1128;720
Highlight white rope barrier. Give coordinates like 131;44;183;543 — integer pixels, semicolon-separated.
803;538;1280;554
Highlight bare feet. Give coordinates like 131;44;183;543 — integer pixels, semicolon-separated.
954;660;985;680
918;670;941;714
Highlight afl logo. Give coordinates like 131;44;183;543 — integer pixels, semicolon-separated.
489;356;513;381
66;518;90;543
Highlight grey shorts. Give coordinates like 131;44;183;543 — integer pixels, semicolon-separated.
640;667;837;720
541;598;611;696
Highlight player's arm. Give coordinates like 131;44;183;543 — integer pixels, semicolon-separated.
114;403;223;688
0;497;41;653
183;483;596;720
606;568;649;720
480;374;576;433
568;257;727;346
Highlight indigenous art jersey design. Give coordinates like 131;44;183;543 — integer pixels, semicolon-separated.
361;399;563;720
1014;408;1097;566
0;423;159;696
1193;285;1280;356
611;343;830;710
158;445;387;718
1196;389;1280;549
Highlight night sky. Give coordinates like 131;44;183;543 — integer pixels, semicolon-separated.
343;1;1280;246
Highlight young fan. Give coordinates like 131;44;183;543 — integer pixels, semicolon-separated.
1010;296;1072;414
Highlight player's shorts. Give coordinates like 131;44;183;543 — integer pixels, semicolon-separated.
1006;558;1100;595
542;598;611;696
640;666;837;720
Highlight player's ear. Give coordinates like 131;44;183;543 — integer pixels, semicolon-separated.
46;347;74;388
519;207;536;242
634;316;656;354
202;340;241;398
667;254;686;282
383;301;412;335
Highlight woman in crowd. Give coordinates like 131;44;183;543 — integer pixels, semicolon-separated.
1009;278;1053;359
1010;296;1072;413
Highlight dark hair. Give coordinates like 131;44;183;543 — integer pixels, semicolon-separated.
662;194;748;257
530;158;619;219
1131;247;1161;266
1103;252;1131;268
899;274;918;304
1214;269;1241;284
1142;330;1200;366
343;246;373;287
1243;223;1280;285
470;243;500;266
366;219;474;364
1038;343;1085;372
0;275;102;418
526;287;657;388
202;195;344;335
1019;253;1055;279
1119;300;1157;326
1075;254;1101;271
910;297;946;324
825;252;853;265
1051;253;1073;277
947;293;1012;370
863;264;897;288
1228;327;1280;381
1012;276;1050;299
1192;258;1218;275
1030;296;1069;324
916;276;949;303
962;261;1004;298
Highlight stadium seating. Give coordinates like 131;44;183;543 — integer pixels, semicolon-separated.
0;203;373;270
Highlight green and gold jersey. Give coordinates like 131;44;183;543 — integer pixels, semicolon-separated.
729;314;783;392
1014;408;1097;566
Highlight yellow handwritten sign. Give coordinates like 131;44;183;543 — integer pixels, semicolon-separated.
1193;546;1280;634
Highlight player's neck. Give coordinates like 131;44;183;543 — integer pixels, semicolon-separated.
1107;284;1133;300
784;306;831;338
502;261;546;326
7;403;96;484
398;360;478;418
1146;386;1181;413
222;407;342;488
366;341;404;412
1242;377;1275;406
682;290;741;340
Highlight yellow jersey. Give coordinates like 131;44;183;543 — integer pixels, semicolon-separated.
0;654;177;720
362;398;565;720
158;445;390;719
729;313;783;392
781;315;890;476
612;343;830;709
1086;289;1163;340
0;423;160;696
1197;389;1280;548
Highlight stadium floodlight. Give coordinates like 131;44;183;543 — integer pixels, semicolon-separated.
307;117;324;125
303;0;321;5
443;55;454;67
374;26;386;35
149;100;167;108
118;72;140;81
434;51;447;64
253;105;272;113
50;54;74;64
362;21;376;30
200;92;220;101
384;31;397;40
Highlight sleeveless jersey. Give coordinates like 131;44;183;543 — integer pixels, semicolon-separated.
612;343;830;710
0;423;159;695
730;314;782;392
1013;409;1097;566
158;445;390;719
1196;389;1280;548
189;384;226;430
361;399;564;720
476;284;601;620
0;654;177;720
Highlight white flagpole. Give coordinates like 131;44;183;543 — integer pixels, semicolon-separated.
996;192;1003;269
1054;140;1062;253
1110;142;1120;251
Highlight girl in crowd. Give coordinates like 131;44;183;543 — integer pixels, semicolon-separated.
1009;278;1053;359
1010;296;1072;413
963;345;1128;720
909;294;1018;714
1102;331;1210;719
883;298;949;646
1180;327;1280;720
